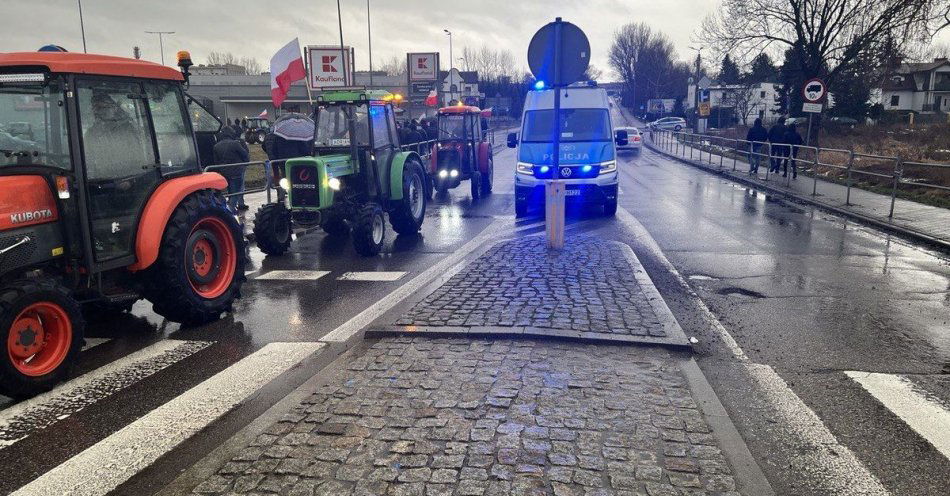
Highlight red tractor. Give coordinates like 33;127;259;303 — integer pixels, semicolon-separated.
0;51;244;397
429;105;493;199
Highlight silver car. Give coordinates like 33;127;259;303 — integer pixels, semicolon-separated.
650;117;686;131
616;126;642;153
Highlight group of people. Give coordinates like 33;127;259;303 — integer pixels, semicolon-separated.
745;116;804;178
396;118;437;145
211;126;250;212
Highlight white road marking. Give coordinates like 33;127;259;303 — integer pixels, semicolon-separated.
846;371;950;460
0;340;211;449
13;342;325;496
321;218;507;343
337;271;407;282
254;270;330;280
616;206;890;494
80;338;111;352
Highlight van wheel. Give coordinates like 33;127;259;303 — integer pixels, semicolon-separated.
0;278;84;398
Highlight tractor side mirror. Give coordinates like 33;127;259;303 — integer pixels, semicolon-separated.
507;132;518;148
615;129;629;146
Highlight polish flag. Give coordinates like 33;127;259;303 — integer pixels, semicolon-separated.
270;38;306;108
258;109;268;118
424;90;438;107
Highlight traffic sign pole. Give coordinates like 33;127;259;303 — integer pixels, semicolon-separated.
548;18;565;249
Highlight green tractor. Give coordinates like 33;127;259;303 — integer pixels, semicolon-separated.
253;90;428;257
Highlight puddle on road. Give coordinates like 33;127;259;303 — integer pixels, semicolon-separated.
688;274;718;281
716;287;767;299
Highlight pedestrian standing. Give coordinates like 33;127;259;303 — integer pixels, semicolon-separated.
212;128;250;212
745;118;768;175
783;123;804;179
768;117;788;173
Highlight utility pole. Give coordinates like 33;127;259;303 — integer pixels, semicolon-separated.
444;29;453;104
336;0;348;86
77;0;87;53
145;31;174;66
366;0;373;88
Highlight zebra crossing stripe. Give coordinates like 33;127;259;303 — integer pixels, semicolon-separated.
0;339;212;449
80;338;111;352
846;371;950;460
253;270;330;280
337;271;407;282
12;341;324;496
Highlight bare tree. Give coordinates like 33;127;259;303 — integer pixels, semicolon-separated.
609;23;687;110
460;46;519;82
239;57;262;75
701;0;950;86
206;51;237;66
720;85;757;125
582;64;603;82
378;55;407;78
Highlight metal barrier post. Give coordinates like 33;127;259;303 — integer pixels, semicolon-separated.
812;151;819;196
845;150;855;205
689;135;694;160
719;138;725;169
786;146;793;186
889;158;902;218
733;139;739;171
545;180;566;249
765;144;772;181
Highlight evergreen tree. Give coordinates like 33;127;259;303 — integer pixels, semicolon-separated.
747;53;778;83
719;54;741;84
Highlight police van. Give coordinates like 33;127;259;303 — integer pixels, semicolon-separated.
507;83;628;217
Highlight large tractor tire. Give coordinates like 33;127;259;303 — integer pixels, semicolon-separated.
253;203;292;255
144;191;245;326
352;203;385;257
470;170;483;201
481;158;494;195
322;211;350;237
0;278;84;398
390;159;428;235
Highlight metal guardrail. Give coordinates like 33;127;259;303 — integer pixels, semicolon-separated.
650;129;950;220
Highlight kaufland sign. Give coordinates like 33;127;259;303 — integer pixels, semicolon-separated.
408;52;439;81
306;46;354;90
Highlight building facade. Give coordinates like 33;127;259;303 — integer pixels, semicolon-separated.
881;59;950;113
687;77;782;125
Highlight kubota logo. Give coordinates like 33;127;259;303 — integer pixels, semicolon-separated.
322;56;338;72
10;209;53;224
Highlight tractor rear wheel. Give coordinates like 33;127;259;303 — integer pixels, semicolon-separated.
145;191;245;326
0;278;84;398
481;158;494;195
390;159;428;235
253;203;292;255
470;170;483;201
353;203;385;257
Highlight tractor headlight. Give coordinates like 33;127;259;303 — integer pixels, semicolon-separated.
438;170;449;179
516;162;534;175
279;178;290;190
599;161;617;174
328;177;341;190
449;170;459;178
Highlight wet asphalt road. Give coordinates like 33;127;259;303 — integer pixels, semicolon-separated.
2;114;949;495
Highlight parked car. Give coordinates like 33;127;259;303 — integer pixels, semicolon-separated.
649;117;685;131
615;126;642;153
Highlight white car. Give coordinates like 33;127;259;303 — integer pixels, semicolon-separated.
649;116;686;131
615;126;642;153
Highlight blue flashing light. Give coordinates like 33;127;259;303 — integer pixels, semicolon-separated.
582;165;593;173
534;80;545;90
539;165;550;174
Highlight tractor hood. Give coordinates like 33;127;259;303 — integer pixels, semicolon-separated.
0;176;58;231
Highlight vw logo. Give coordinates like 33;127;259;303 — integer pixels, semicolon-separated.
560;167;572;177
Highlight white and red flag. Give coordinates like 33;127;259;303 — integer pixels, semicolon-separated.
258;109;268;118
424;90;438;107
270;38;306;107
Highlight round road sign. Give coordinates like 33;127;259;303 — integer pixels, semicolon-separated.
802;78;827;103
527;19;590;87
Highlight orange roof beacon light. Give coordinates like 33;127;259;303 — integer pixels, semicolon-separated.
177;50;193;84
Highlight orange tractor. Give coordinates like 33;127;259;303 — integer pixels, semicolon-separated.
0;51;244;397
429;105;493;199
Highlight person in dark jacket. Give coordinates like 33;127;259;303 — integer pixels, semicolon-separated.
212;128;250;211
767;117;787;173
745;118;769;175
263;131;313;201
782;123;804;178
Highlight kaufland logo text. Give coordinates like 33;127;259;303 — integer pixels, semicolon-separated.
417;58;428;69
322;56;338;72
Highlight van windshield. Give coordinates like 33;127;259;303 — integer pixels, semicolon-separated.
521;109;610;143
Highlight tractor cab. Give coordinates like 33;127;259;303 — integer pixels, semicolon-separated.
0;51;243;398
430;105;493;199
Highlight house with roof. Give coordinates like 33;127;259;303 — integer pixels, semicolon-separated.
881;58;950;113
439;69;481;106
686;76;782;126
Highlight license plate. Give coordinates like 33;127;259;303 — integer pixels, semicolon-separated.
564;189;581;196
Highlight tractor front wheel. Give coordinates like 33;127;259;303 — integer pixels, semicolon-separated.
145;191;245;326
481;158;494;195
352;203;385;257
253;203;292;255
390;159;428;235
470;170;483;201
0;278;84;398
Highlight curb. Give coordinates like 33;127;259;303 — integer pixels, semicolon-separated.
643;140;950;253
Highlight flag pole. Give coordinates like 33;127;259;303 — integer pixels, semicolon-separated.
301;43;314;108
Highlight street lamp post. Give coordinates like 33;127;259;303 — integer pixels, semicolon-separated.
366;0;373;88
77;0;87;53
145;31;174;66
444;29;453;104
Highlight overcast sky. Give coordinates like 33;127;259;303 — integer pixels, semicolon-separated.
6;0;725;80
